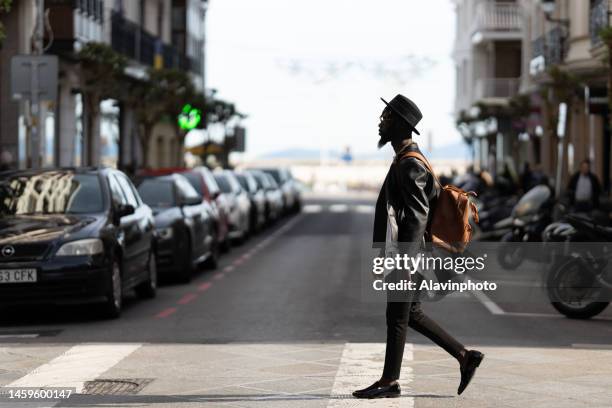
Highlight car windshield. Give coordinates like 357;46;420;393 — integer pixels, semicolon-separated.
199;168;221;195
0;171;104;215
225;172;242;193
214;174;232;193
262;169;282;184
235;174;249;191
137;179;176;207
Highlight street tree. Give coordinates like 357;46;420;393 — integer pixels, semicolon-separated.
76;43;126;165
0;0;11;47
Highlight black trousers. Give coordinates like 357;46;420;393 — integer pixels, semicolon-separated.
382;271;465;380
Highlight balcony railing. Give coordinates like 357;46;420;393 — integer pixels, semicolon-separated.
472;1;522;34
590;0;609;46
111;11;196;72
474;78;521;100
532;26;566;67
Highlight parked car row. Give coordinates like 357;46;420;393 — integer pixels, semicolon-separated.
0;166;301;319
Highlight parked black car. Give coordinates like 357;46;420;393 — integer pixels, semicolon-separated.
136;174;218;283
0;168;157;318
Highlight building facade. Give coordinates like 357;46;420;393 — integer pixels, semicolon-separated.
0;0;207;171
453;0;524;177
454;0;612;194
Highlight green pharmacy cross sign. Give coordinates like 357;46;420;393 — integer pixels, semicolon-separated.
178;104;202;131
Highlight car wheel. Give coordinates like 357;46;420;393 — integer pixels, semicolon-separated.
220;236;231;253
101;260;122;319
177;236;193;283
135;250;157;299
204;238;219;270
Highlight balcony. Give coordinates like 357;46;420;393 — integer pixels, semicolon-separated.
111;11;198;74
590;0;609;46
474;78;521;102
471;1;522;43
530;27;566;74
44;0;104;53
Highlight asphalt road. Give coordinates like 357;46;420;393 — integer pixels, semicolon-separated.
1;192;611;407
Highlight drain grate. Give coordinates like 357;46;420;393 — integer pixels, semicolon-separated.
83;378;153;395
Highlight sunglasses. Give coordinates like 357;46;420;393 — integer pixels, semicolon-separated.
379;108;393;123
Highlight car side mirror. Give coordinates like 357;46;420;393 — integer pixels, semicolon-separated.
114;204;135;224
212;191;221;199
181;195;202;206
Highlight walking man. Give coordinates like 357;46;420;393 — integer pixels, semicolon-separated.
353;94;484;399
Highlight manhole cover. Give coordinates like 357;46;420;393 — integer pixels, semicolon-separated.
83;378;153;395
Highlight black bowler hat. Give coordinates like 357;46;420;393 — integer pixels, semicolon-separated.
381;94;422;135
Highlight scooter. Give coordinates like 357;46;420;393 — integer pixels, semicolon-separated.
496;185;555;269
544;213;612;319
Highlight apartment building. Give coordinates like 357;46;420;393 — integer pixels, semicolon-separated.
0;0;207;170
522;0;611;193
455;0;612;193
453;0;524;175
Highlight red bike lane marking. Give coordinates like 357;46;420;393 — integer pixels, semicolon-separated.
197;282;213;292
178;293;198;305
155;307;177;319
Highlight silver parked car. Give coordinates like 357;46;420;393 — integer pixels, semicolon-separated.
259;168;302;213
247;170;283;223
213;170;251;242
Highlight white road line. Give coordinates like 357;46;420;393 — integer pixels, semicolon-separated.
354;205;375;214
6;343;141;393
328;342;414;407
503;312;562;318
303;204;323;213
572;343;612;349
471;289;505;315
0;334;39;339
329;204;349;213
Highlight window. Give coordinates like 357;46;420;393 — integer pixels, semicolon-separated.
114;173;139;208
176;176;201;201
108;174;127;208
137;179;175;208
214;174;232;193
0;172;104;215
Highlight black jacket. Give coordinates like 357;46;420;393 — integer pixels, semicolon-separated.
567;171;601;208
373;142;439;250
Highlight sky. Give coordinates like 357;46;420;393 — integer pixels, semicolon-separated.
201;0;461;159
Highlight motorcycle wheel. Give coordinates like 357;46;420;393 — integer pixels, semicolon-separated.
548;258;610;319
497;232;524;270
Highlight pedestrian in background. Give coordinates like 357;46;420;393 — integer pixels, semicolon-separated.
352;94;484;399
567;159;601;212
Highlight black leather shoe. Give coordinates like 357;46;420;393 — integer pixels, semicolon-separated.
352;381;401;399
458;350;484;395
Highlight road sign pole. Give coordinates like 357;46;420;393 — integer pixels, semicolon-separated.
29;0;44;169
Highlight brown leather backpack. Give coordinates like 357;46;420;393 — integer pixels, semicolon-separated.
401;151;479;253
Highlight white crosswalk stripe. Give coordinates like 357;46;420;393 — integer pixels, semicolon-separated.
329;204;349;213
354;205;375;213
302;204;374;214
6;343;141;392
303;204;324;213
328;343;414;407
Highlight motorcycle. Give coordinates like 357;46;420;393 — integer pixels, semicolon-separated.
496;185;555;269
543;213;612;319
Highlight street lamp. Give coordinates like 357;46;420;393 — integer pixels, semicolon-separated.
540;0;569;28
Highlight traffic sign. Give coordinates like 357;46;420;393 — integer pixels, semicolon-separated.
10;55;58;102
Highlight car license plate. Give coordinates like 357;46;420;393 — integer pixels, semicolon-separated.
0;269;37;283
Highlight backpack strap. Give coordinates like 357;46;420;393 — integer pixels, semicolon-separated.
401;151;442;189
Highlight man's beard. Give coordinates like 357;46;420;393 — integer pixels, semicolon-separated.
377;134;390;149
